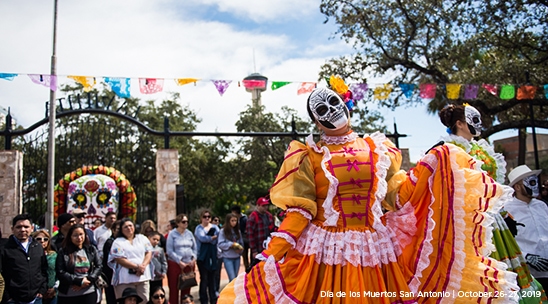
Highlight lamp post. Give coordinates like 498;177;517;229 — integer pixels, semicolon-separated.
46;0;59;233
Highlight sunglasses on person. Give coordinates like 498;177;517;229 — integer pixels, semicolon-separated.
181;220;188;224
203;215;211;219
152;294;165;299
35;237;49;242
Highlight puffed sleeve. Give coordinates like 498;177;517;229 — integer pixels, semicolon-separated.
383;139;407;211
262;140;316;261
269;140;317;216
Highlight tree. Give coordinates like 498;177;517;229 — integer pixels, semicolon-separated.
318;0;548;160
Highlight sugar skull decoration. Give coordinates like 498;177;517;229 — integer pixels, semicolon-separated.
463;103;482;136
66;174;119;227
54;165;137;227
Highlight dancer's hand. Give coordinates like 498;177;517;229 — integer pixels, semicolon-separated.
526;254;548;272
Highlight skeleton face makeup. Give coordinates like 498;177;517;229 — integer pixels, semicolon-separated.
308;88;350;131
464;105;482;136
522;175;540;197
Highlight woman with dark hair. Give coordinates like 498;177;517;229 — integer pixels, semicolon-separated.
194;210;219;304
140;220;166;251
108;218;153;303
217;214;243;282
439;103;546;303
55;224;102;304
32;229;57;304
166;213;197;304
146;285;167;304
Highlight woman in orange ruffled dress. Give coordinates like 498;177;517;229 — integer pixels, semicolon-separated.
219;78;519;303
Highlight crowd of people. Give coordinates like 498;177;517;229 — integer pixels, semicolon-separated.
0;198;276;304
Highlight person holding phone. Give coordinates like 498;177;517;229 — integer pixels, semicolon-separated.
194;210;219;304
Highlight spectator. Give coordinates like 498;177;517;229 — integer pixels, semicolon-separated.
140;220;166;252
146;231;167;300
95;211;117;260
540;180;548;205
51;213;76;251
211;216;220;227
218;214;243;282
108;218;153;303
0;214;47;304
147;286;166;304
210;215;222;295
103;220;121;304
116;287;143;304
166;214;197;304
0;273;4;300
194;210;219;304
505;165;548;291
181;294;194;304
71;209;97;248
32;229;58;304
93;219;103;231
246;197;275;259
55;224;102;304
230;205;249;269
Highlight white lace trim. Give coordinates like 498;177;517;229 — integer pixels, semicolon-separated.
285;207;313;220
271;231;297;249
320;131;358;145
306;134;339;226
295;206;417;267
233;270;248;304
367;132;392;234
263;255;298;304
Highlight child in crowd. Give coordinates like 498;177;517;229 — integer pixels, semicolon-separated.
147;231;167;299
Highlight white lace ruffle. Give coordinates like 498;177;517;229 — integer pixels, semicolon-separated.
306;134;339;226
475;138;508;184
271;231;297;249
367;132;392;234
263;255;298;304
233;271;247;304
285;207;313;220
295;205;417;267
320;131;358;145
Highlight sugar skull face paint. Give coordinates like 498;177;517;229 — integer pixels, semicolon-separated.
464;105;482;136
307;88;350;131
523;175;540;197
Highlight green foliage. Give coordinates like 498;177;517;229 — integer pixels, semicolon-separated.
319;0;548;138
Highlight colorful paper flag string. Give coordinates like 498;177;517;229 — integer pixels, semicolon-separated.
105;77;131;98
297;82;316;95
211;80;232;96
28;74;57;91
139;78;164;94
350;83;368;101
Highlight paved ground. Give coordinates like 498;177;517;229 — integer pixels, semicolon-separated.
102;261;245;303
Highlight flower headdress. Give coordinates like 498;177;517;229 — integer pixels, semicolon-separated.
328;75;355;112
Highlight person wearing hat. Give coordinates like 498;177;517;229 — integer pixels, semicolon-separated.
51;213;76;251
245;196;275;260
116;287;143;304
71;209;98;248
505;164;548;291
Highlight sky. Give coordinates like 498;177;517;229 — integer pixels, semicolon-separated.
0;0;537;163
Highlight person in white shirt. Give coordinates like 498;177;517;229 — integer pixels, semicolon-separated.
94;211;117;259
505;165;548;291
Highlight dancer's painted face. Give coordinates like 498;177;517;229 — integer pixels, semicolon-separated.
464;105;482;136
523;175;540;197
308;88;350;131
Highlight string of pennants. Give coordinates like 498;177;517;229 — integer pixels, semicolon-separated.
1;73;548;101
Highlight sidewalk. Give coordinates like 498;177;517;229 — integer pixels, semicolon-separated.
102;261;245;303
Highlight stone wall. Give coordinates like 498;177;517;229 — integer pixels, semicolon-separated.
156;149;179;235
0;151;23;238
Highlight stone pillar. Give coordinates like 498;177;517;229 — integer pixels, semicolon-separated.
156;149;179;235
0;151;23;238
